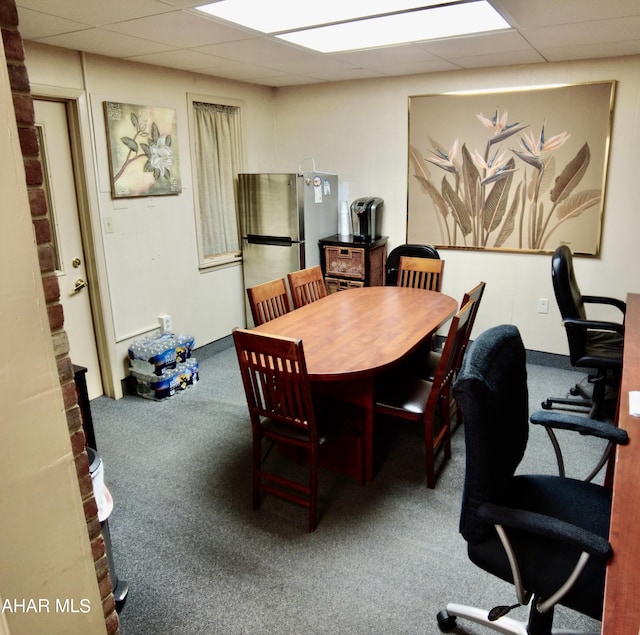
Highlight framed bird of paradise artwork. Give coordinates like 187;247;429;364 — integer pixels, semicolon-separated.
104;101;182;198
407;81;615;255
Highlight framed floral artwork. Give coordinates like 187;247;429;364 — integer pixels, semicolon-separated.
104;101;182;198
407;81;615;255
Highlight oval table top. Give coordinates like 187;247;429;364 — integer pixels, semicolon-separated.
253;286;457;381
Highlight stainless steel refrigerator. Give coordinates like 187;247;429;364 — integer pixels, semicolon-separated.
238;172;338;324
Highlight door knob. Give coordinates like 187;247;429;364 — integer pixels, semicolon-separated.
72;278;88;294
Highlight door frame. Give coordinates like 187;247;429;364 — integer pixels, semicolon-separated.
33;84;117;398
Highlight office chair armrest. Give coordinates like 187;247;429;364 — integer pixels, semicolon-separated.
563;317;625;334
582;295;626;315
478;503;612;559
530;410;629;445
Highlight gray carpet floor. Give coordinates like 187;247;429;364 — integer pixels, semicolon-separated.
90;342;605;635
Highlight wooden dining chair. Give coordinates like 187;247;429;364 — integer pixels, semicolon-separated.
233;328;365;532
455;281;486;371
247;277;291;326
287;265;327;309
375;300;473;488
397;255;444;291
406;282;487;421
445;281;487;429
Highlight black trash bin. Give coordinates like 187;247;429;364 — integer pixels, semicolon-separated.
87;447;129;612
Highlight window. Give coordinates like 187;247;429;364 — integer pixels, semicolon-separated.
189;96;244;268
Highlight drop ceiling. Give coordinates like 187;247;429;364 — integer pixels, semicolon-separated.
16;0;640;88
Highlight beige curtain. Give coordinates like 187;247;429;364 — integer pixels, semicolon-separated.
193;102;241;257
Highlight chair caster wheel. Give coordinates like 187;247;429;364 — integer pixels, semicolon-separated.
437;609;457;631
541;400;551;409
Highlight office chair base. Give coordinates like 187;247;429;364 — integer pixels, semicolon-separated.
541;393;618;421
542;370;620;420
437;603;599;635
542;378;594;411
541;396;595;418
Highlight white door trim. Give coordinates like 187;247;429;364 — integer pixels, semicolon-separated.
32;84;119;398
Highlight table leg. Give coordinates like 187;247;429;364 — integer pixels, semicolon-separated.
363;393;374;483
312;377;375;482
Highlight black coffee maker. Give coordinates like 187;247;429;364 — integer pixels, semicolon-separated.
351;197;383;242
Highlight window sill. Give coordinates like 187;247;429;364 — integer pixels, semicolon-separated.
198;252;243;271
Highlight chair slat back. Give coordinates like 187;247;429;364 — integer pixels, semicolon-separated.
247;278;292;326
288;266;327;309
456;281;487;372
397;256;444;291
428;300;474;409
233;328;315;432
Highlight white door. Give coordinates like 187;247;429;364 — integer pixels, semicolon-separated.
34;99;103;399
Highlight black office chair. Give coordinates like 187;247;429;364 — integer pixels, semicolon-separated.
437;324;628;635
385;243;439;286
542;245;625;419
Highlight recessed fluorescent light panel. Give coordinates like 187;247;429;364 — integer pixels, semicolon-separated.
280;2;511;52
196;1;446;33
196;1;512;52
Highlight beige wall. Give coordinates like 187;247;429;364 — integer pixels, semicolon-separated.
0;43;105;635
23;43;640;398
25;43;278;397
273;56;640;353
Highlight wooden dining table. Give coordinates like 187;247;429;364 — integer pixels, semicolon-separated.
253;286;458;481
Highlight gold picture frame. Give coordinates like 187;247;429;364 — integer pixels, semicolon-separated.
104;101;182;198
407;81;615;255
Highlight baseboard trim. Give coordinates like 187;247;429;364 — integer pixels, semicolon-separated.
120;334;572;395
194;334;233;360
525;349;574;370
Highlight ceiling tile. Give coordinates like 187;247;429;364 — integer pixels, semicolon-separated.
306;67;386;82
523;15;640;49
493;0;640;29
104;11;255;49
452;49;547;68
258;75;325;87
124;49;230;71
17;0;174;27
418;30;536;59
332;44;441;67
367;59;462;75
258;55;354;75
156;0;208;7
540;40;640;62
37;28;173;58
16;6;89;39
194;37;311;65
198;63;289;82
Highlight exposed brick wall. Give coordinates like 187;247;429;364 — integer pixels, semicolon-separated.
0;0;119;632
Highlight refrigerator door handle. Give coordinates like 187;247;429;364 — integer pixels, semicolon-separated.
246;234;295;247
